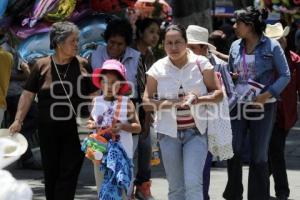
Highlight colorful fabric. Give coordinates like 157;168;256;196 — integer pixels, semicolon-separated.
45;0;77;22
99;141;133;200
0;0;8;18
22;0;59;27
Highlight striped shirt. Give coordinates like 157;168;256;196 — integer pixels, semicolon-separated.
176;85;195;129
176;107;196;130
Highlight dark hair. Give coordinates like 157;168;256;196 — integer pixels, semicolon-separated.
49;21;79;49
101;70;124;81
135;18;160;40
103;18;133;45
163;24;187;42
234;6;268;35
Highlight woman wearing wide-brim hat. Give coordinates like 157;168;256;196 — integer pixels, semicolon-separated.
9;21;98;200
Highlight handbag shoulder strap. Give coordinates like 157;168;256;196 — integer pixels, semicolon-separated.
196;57;203;74
52;56;77;116
197;57;223;85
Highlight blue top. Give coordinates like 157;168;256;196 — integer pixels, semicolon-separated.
229;35;290;98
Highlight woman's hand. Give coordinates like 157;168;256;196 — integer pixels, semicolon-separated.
161;99;182;109
253;92;272;108
9;120;22;134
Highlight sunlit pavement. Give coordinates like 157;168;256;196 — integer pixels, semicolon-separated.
8;121;300;200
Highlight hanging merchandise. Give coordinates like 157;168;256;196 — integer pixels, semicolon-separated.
10;22;51;39
119;0;136;9
8;0;17;7
69;8;92;23
0;0;8;19
91;0;122;12
91;0;136;13
77;14;109;58
6;0;35;18
45;0;77;22
68;1;93;23
22;0;59;27
17;32;54;63
134;0;172;19
293;0;300;5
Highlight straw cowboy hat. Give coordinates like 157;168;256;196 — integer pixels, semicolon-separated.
186;25;216;51
265;23;290;40
0;129;28;168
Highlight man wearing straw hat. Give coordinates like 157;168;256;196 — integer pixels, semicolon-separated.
265;22;300;200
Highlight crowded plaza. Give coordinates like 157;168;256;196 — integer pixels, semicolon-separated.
0;0;300;200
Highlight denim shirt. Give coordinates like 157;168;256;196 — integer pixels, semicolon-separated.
228;35;290;98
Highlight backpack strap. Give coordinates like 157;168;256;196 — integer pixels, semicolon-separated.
196;57;222;84
196;57;203;74
112;96;123;126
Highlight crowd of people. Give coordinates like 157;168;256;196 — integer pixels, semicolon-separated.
0;4;299;200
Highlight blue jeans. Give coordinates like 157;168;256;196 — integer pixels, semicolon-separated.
223;103;276;200
159;128;208;200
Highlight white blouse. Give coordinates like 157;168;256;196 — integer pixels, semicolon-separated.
146;50;214;138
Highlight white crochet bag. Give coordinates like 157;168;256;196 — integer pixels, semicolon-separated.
196;58;234;160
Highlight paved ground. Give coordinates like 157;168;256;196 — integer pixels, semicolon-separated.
6;122;300;200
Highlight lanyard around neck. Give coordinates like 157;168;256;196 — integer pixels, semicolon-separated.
242;48;249;80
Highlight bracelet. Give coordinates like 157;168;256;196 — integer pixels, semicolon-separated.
190;92;198;98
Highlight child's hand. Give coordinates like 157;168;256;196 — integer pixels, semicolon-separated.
111;123;123;134
86;119;97;129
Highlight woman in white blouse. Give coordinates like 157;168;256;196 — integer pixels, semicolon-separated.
143;24;223;200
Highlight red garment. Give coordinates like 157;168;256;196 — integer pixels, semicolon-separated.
277;51;300;131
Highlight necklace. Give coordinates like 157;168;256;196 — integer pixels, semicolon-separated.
53;61;70;79
52;56;71;79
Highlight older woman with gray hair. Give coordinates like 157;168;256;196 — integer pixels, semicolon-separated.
9;21;98;200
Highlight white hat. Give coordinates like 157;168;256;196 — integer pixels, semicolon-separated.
186;25;216;51
0;129;28;168
265;23;290;40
